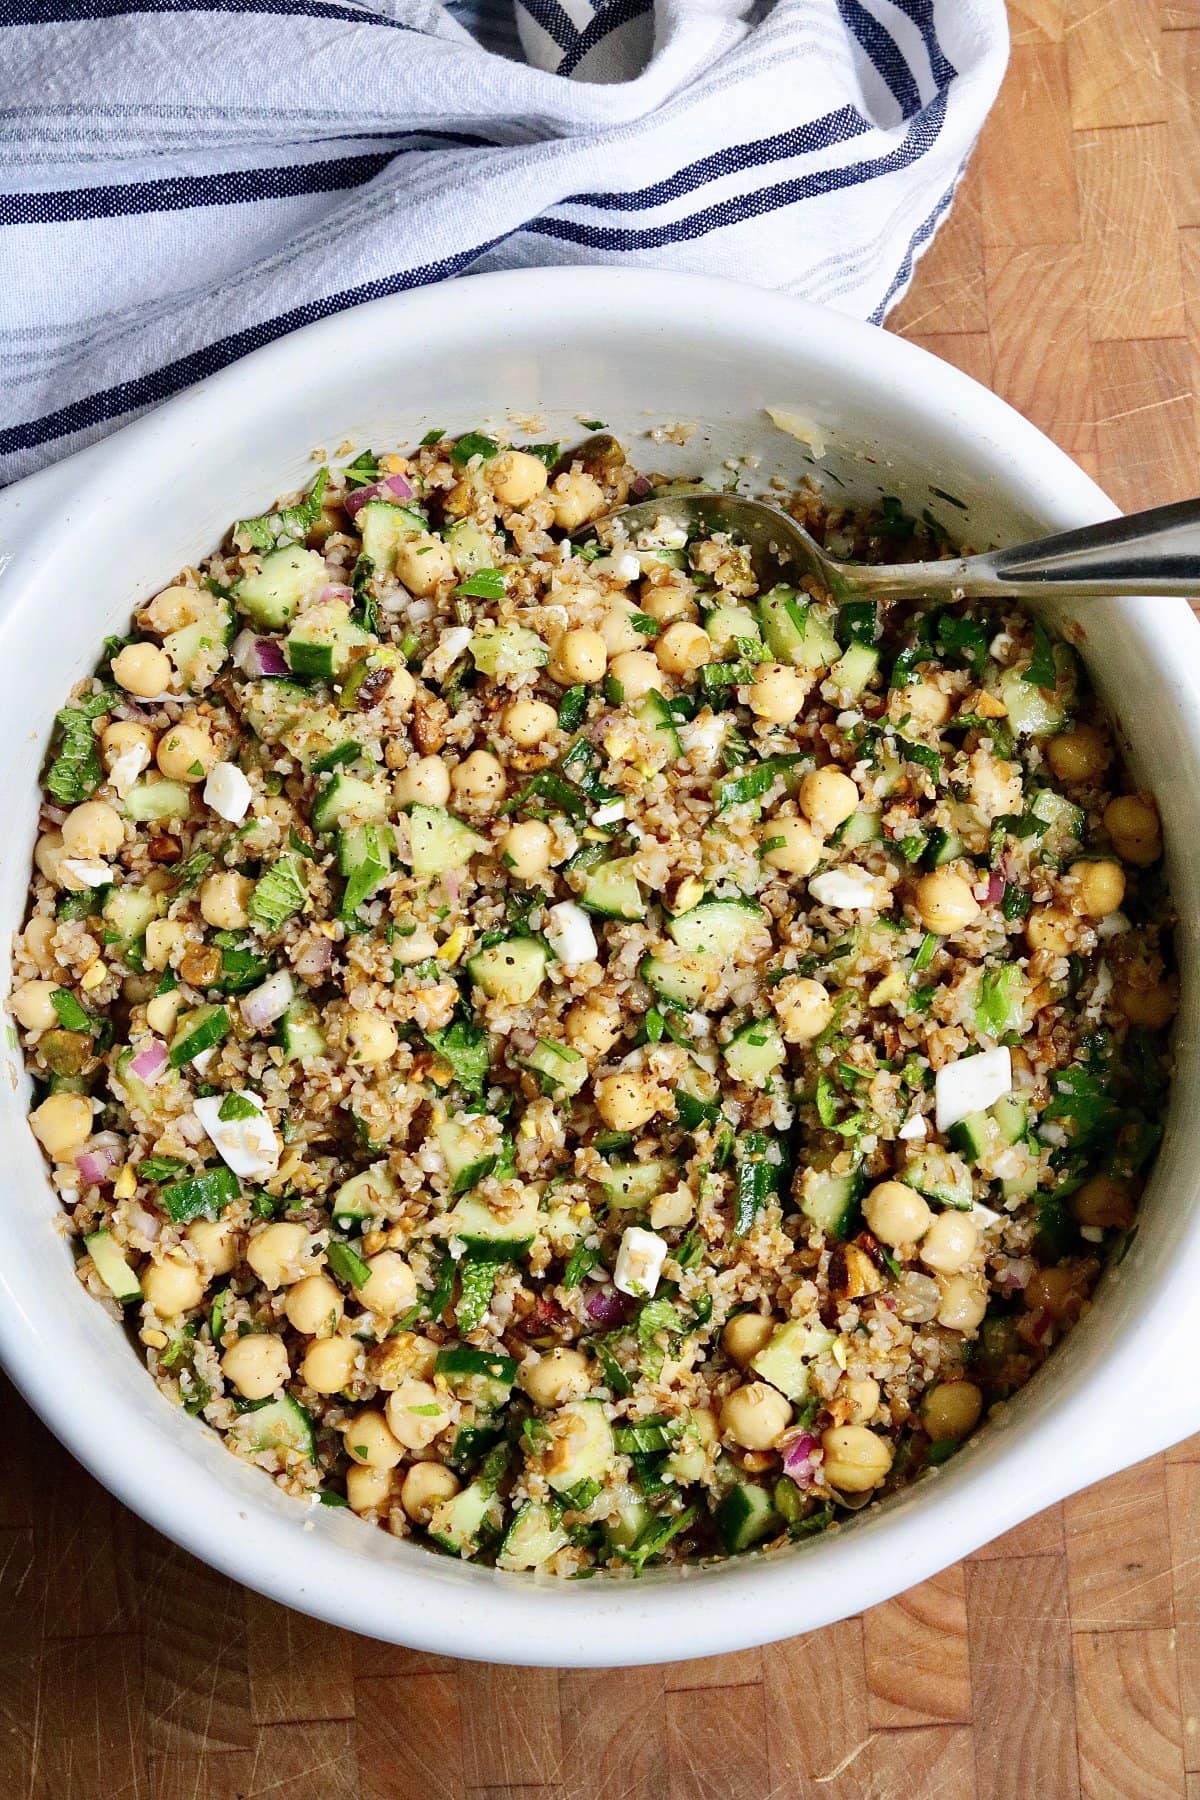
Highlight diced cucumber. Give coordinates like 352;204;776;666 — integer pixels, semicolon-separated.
122;778;191;823
947;1110;991;1163
750;1319;835;1402
285;599;369;679
703;603;760;651
84;1229;142;1303
332;1161;393;1225
280;999;327;1061
239;679;312;744
758;586;841;670
311;772;389;833
992;1094;1027;1146
545;1400;615;1494
605;1495;651;1550
114;1043;176;1117
169;1003;230;1068
102;885;161;945
437;1115;501;1194
164;595;233;690
236;546;327;629
798;1165;863;1239
524;1039;588;1095
449;1185;540;1256
922;826;963;870
1030;787;1083;858
428;1476;499;1556
668;898;766;959
723;1017;786;1087
903;1146;974;1210
469;623;548;678
599;1160;668;1211
998;664;1066;737
337;822;392;918
829;640;879;698
635;689;682;757
468;936;548;1004
443;517;492;577
714;1482;780;1553
838;808;882;847
640;951;714;1011
232;1391;316;1461
580;857;645;920
435;1344;518;1411
497;1500;568;1571
358;501;428;572
408;804;485;878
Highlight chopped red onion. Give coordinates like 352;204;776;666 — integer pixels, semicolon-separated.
781;1430;821;1487
232;628;289;678
584;1285;630;1329
293;935;333;980
630;475;652;497
442;870;462;906
75;1138;121;1186
344;470;414;517
318;583;353;605
241;970;295;1030
984;871;1004;905
129;1039;168;1083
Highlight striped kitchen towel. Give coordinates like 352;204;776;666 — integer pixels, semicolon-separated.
0;0;1008;484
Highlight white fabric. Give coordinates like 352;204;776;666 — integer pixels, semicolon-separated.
0;1;1008;483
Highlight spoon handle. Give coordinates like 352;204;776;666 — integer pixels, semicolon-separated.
853;496;1200;600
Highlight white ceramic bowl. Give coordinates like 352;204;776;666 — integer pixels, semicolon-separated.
1;269;1197;1667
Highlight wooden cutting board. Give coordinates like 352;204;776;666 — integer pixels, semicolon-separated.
4;3;1199;1793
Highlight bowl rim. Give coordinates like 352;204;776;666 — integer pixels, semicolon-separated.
2;264;1199;1666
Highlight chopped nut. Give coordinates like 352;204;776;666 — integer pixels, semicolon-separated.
180;944;221;988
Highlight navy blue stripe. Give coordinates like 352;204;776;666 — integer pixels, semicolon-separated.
531;91;947;250
871;175;957;321
2;0;406;25
567;110;868;211
0;237;509;458
895;0;956;86
560;0;653;78
837;0;921;117
516;0;576;54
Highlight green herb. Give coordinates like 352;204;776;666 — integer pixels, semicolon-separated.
503;768;588;819
976;966;1024;1038
216;943;273;994
563;1243;599;1288
45;687;118;805
419;427;446;446
326;1240;372;1290
673;1088;721;1131
138;1156;188;1182
424;1015;490;1096
638;1298;684;1378
715;753;804;813
557;686;588;732
594;1338;632;1397
159;1164;240;1223
515;440;558;469
235;466;328;552
217;1092;259;1122
910;932;938;978
613;1417;682;1455
1042;1067;1116;1150
897;735;942;780
341;449;381;489
170;847;214;892
629;612;659;637
675;1231;705;1271
877;494;916;538
455;1254;499;1332
934;612;988;679
1023;619;1057;689
249;853;308;929
450;432;499;466
57;889;103;921
50;988;92;1033
814;1070;864;1138
838;600;878;647
454;567;507;601
521;1416;552;1456
318;1488;350;1508
1001;882;1031;921
616;1503;698;1576
560;1476;601;1511
581;419;606;431
351;551;378;635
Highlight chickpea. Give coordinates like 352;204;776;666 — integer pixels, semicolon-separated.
1026;906;1075;957
358;1251;418;1319
720;1380;792;1450
285;1274;345;1338
9;980;60;1032
186;1217;239;1277
864;1179;932;1248
502;697;558;748
34;832;68;886
490;450;549;509
245;1221;313;1290
301;1335;358;1395
896;680;952;731
145;918;186;971
821;1424;894;1492
382;664;417;711
649;1185;695;1231
394;754;451;809
22;915;63;977
395;534;453;597
919;1211;978;1276
401;1461;460;1524
655;621;711;677
220;1337;287;1400
748;663;808;725
843;1377;881;1426
29;1091;93;1160
1072;1174;1138;1231
145;992;181;1038
112;641;172;698
385;1379;451;1450
343;1410;404;1470
101;720;155;769
518;1347;592;1409
449;749;506;814
915;869;980;935
346;1464;395;1514
500;819;555;882
391;927;438;967
156;721;216;782
608;649;661;703
721;1313;773;1370
773;975;833;1044
549;628;608;686
640;584;696;626
143;1254;206;1318
61;801;124;860
760;813;823;877
368;1332;438;1389
598;602;645;658
345;1008;398;1065
565;998;621;1061
922;1380;983;1441
1047;723;1109;785
144;584;204;633
1115;978;1176;1029
1069;858;1125;919
1104;794;1162;866
936;1275;988;1333
550;469;606;534
199;870;253;931
1024;1262;1088;1322
594;1071;659;1133
799;767;859;835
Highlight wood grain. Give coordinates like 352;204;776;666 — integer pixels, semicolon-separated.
3;5;1198;1793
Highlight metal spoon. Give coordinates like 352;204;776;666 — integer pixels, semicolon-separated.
605;492;1200;601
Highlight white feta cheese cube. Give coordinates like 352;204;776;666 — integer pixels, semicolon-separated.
194;1090;280;1180
897;1114;927;1141
203;760;253;823
107;742;150;797
934;1047;1012;1132
808;867;883;911
543;901;597;969
59;858;113;890
613;1226;668;1299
